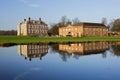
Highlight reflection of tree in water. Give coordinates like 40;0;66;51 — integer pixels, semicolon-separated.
102;51;107;58
50;44;68;61
0;43;16;47
58;51;80;61
58;52;70;61
56;51;80;62
50;43;79;61
49;43;59;53
111;45;120;56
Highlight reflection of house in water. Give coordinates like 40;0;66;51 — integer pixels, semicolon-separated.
59;42;109;56
18;44;48;61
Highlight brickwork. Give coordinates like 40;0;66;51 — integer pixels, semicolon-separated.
59;23;108;37
17;17;48;36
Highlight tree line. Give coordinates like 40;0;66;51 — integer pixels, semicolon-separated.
48;16;120;36
1;16;120;36
0;30;17;35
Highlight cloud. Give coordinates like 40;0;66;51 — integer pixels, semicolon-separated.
19;0;28;4
30;67;42;71
29;4;40;8
19;0;40;8
14;67;42;80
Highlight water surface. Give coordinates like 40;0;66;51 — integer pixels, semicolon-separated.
0;42;120;80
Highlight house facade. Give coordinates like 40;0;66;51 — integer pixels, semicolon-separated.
17;17;48;36
59;22;108;37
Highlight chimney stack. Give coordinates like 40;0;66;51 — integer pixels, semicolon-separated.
39;18;41;22
28;17;31;21
24;19;26;22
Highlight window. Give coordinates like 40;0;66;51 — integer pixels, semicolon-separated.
31;30;33;33
39;30;41;33
41;30;43;33
34;25;37;29
75;28;77;30
28;24;31;28
30;25;32;28
35;25;37;29
28;29;31;33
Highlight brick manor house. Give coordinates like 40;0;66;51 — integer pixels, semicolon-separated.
59;22;108;37
17;17;48;36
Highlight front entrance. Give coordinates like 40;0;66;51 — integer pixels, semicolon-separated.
66;32;72;37
77;33;79;37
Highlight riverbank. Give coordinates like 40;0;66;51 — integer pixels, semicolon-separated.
0;36;120;44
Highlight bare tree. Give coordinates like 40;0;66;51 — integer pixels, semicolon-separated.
0;30;17;35
72;17;80;26
48;23;59;36
108;20;114;31
48;16;80;36
101;17;107;26
60;16;71;26
60;16;67;25
111;18;120;31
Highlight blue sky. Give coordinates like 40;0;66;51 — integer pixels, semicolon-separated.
0;0;120;30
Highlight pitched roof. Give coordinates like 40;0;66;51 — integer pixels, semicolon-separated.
27;20;47;25
77;22;105;26
58;22;108;29
83;22;105;26
20;18;47;26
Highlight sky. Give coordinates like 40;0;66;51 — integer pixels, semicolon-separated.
0;0;120;30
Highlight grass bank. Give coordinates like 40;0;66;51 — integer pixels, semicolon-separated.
0;36;120;44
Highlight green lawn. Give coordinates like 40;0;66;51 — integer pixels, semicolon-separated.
0;36;120;44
